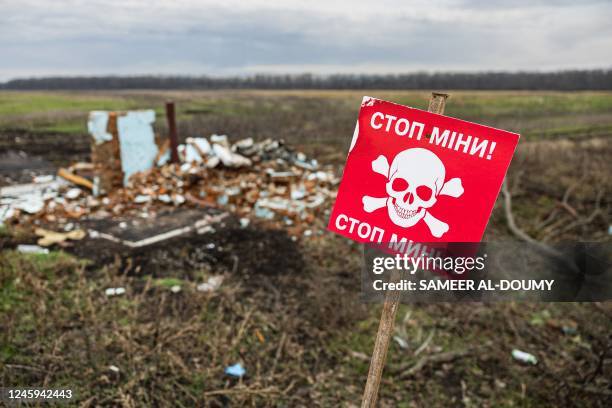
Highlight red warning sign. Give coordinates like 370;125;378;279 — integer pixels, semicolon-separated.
328;97;520;244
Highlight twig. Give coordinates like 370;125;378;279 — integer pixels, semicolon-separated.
397;343;489;380
203;387;280;397
501;180;580;274
413;329;435;357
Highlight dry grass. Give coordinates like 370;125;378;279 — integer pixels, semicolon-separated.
1;90;611;406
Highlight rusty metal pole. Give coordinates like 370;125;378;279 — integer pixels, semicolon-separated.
165;101;180;164
361;92;449;408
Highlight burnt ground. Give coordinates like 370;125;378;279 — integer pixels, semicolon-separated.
1;92;611;406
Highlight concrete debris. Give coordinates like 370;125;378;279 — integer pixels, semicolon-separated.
3;134;338;238
178;143;203;164
212;144;252;167
1;177;67;224
210;134;229;147
17;244;50;254
188;137;212;156
88;209;229;248
65;188;82;200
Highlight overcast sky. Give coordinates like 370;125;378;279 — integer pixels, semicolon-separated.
1;0;611;81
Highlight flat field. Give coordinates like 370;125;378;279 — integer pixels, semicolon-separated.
0;90;610;406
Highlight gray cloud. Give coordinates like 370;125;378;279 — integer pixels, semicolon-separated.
0;0;610;80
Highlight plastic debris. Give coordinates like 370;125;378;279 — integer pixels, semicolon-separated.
109;365;120;373
105;287;126;297
17;244;50;254
225;363;246;378
170;285;182;293
511;349;537;365
197;275;224;292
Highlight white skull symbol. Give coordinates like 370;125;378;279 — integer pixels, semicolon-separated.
386;148;445;227
362;147;463;237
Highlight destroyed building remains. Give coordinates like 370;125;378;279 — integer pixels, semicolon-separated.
1;110;339;245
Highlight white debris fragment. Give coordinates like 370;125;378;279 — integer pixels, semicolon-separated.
0;206;14;225
17;244;49;254
105;287;126;297
170;285;182;293
157;194;172;203
197;275;224;292
65;188;82;200
134;194;151;204
206;156;220;168
187;137;212;156
180;162;192;173
291;187;306;200
172;194;186;205
109;365;120;373
1;179;67;219
157;149;171;166
212;144;251;167
512;349;537;365
88;111;114;145
178;143;203;163
239;218;250;228
210;134;229;147
33;175;54;183
234;137;254;150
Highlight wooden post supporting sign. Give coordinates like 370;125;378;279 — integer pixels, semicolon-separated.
360;92;449;408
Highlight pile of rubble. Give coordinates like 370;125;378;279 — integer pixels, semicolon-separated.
1;134;338;239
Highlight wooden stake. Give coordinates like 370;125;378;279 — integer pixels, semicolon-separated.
165;101;180;164
361;92;449;408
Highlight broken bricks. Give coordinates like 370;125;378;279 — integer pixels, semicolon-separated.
2;131;337;242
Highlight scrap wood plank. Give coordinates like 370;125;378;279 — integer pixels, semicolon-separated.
58;168;94;190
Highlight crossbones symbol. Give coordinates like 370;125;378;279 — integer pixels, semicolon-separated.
362;148;464;238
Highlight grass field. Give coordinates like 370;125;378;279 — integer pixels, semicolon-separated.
1;90;611;406
2;90;612;138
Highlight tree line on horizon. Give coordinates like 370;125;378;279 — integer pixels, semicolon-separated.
1;70;611;90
